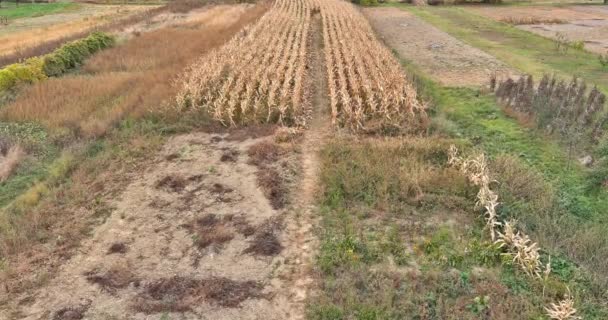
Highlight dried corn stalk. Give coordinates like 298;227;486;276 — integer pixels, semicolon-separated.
176;0;312;126
315;0;427;132
545;289;581;320
448;145;500;240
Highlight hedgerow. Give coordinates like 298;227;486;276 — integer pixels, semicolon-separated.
0;32;115;92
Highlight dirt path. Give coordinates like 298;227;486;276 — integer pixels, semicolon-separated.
363;7;514;86
275;13;331;319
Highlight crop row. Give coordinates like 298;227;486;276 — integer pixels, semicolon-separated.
177;0;312;126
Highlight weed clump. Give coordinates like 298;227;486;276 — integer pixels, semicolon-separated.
494;74;606;145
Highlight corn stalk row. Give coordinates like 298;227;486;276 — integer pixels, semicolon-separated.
448;145;579;320
316;0;426;132
176;0;312;126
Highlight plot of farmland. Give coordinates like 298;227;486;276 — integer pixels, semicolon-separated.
467;5;608;55
364;7;514;86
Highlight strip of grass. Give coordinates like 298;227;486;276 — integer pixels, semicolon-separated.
0;2;78;20
396;5;608;94
397;56;608;294
309;137;608;319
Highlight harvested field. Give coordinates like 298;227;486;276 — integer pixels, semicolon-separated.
467;5;608;23
6;133;295;319
467;5;608;55
364;7;514;86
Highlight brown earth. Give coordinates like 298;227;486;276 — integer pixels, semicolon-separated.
467;5;608;55
364;7;514;86
466;5;608;23
7;132;297;320
519;19;608;55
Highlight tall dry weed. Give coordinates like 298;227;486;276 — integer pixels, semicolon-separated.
0;145;25;182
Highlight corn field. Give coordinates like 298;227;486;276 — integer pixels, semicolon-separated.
176;0;426;132
318;0;426;132
176;0;312;126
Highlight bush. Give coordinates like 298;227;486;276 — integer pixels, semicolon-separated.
0;32;114;91
0;58;47;91
43;32;115;77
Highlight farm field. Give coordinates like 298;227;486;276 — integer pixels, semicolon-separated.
1;0;608;319
467;5;608;55
0;3;155;62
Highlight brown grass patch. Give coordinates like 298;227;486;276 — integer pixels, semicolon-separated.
155;174;187;193
256;167;287;209
220;149;239;162
500;16;566;25
0;145;25;183
132;276;264;312
185;214;235;249
247;141;282;166
52;300;91;320
107;242;128;254
244;227;283;256
226;124;278;142
84;265;138;293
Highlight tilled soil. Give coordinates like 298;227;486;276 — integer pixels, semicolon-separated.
467;5;608;23
519;19;608;55
364;7;514;86
467;5;608;55
12;133;298;320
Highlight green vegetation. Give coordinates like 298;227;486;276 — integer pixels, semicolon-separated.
0;1;78;20
399;5;608;94
309;137;608;319
42;31;115;77
0;32;114;92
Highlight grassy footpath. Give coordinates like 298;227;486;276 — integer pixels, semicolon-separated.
0;2;78;20
396;5;608;94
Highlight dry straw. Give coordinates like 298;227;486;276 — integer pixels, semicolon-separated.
448;145;577;319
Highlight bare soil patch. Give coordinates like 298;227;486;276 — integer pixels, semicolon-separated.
467;5;608;23
7;132;296;319
364;7;514;86
519;19;608;55
466;5;608;55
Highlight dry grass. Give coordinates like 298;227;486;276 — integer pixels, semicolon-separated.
247;140;289;209
131;276;264;312
0;5;155;66
0;145;25;183
84;264;138;293
0;3;268;138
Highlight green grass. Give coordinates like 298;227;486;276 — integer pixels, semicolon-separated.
309;137;608;319
0;1;78;20
396;5;608;94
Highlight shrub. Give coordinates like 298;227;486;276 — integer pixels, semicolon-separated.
0;32;114;91
0;58;46;91
43;32;115;77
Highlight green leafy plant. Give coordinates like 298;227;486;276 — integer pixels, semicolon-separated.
467;295;491;315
